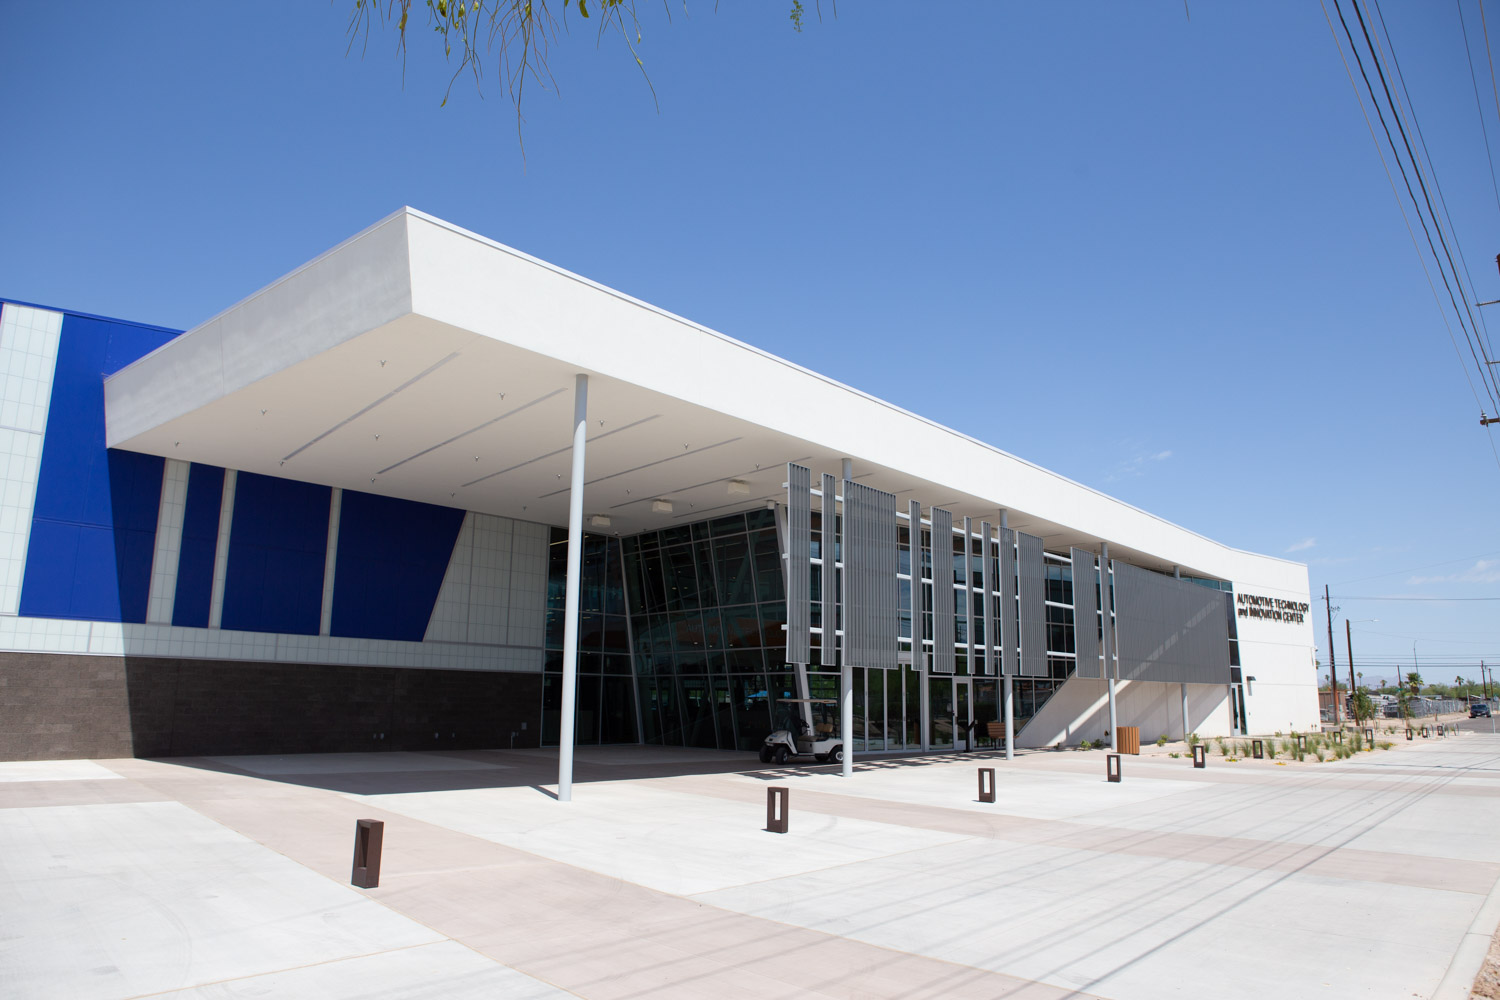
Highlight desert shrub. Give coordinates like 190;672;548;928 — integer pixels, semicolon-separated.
1156;735;1168;747
1169;751;1181;758
1188;732;1200;746
1379;741;1394;750
1315;748;1326;762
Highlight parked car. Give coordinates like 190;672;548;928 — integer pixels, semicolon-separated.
1471;703;1491;719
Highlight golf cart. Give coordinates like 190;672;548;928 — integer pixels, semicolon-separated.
759;698;843;765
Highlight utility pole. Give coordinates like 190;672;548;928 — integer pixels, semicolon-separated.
1345;619;1357;727
1325;585;1339;725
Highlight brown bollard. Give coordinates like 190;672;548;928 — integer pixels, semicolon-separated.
1332;731;1343;745
1296;734;1308;753
1363;727;1374;744
1106;753;1121;783
766;786;789;834
1406;728;1414;740
978;767;996;803
1192;744;1206;768
1251;739;1263;759
352;818;384;888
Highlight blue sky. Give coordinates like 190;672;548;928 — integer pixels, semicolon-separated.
2;1;1497;685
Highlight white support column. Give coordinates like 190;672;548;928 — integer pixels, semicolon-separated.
207;470;237;629
1182;683;1191;740
145;459;191;625
839;457;854;777
558;374;588;802
1001;509;1013;761
1103;541;1117;746
1003;675;1014;761
319;487;343;636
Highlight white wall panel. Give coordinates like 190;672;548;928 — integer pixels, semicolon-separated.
145;459;192;624
424;512;549;654
0;304;63;614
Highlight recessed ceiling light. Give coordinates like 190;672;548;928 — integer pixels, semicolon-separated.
591;514;612;528
652;499;674;514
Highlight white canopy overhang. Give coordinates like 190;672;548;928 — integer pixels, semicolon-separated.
103;208;1302;590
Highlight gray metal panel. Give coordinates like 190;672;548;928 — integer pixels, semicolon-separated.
963;516;976;674
842;479;898;671
1000;527;1017;677
1113;561;1231;685
785;463;811;664
1070;547;1101;679
980;520;994;675
819;472;837;667
908;499;921;669
930;508;954;674
1018;532;1046;677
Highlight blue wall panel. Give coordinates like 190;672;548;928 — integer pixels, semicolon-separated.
19;312;177;622
172;463;225;628
331;491;464;642
220;472;330;636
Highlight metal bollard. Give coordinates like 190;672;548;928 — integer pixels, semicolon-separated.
1406;728;1414;740
977;767;996;803
766;786;789;834
1106;753;1122;783
1251;739;1263;759
1192;744;1206;768
1363;728;1374;744
1421;726;1429;738
351;818;384;889
1332;730;1342;745
1296;734;1308;753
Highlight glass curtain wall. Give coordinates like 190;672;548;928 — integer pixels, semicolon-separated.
543;505;1091;754
620;508;786;752
542;530;638;746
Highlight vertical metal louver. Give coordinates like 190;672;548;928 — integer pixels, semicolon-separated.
1000;527;1017;677
1070;547;1101;679
1018;531;1046;677
963;516;977;674
930;507;955;674
785;464;812;665
819;472;837;666
842;479;898;671
909;499;922;667
1113;561;1230;684
979;520;994;675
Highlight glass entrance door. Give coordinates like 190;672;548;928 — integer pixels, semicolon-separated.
955;678;972;751
928;676;954;749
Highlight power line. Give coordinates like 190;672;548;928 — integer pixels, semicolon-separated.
1458;0;1500;215
1372;0;1500;375
1335;595;1500;601
1319;1;1493;421
1346;0;1500;407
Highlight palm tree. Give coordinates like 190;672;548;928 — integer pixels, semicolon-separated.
1406;671;1423;696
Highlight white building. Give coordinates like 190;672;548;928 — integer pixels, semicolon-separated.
0;208;1318;767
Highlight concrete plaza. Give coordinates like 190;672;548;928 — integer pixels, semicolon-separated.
3;734;1499;999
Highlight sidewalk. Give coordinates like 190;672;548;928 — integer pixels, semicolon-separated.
3;734;1499;999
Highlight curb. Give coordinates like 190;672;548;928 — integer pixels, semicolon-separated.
1434;868;1500;999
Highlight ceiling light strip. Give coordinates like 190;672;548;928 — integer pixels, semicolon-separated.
535;437;742;499
281;351;461;462
376;386;569;475
606;455;814;510
460;414;661;489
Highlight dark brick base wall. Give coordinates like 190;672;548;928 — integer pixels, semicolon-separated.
0;651;544;760
0;652;135;760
